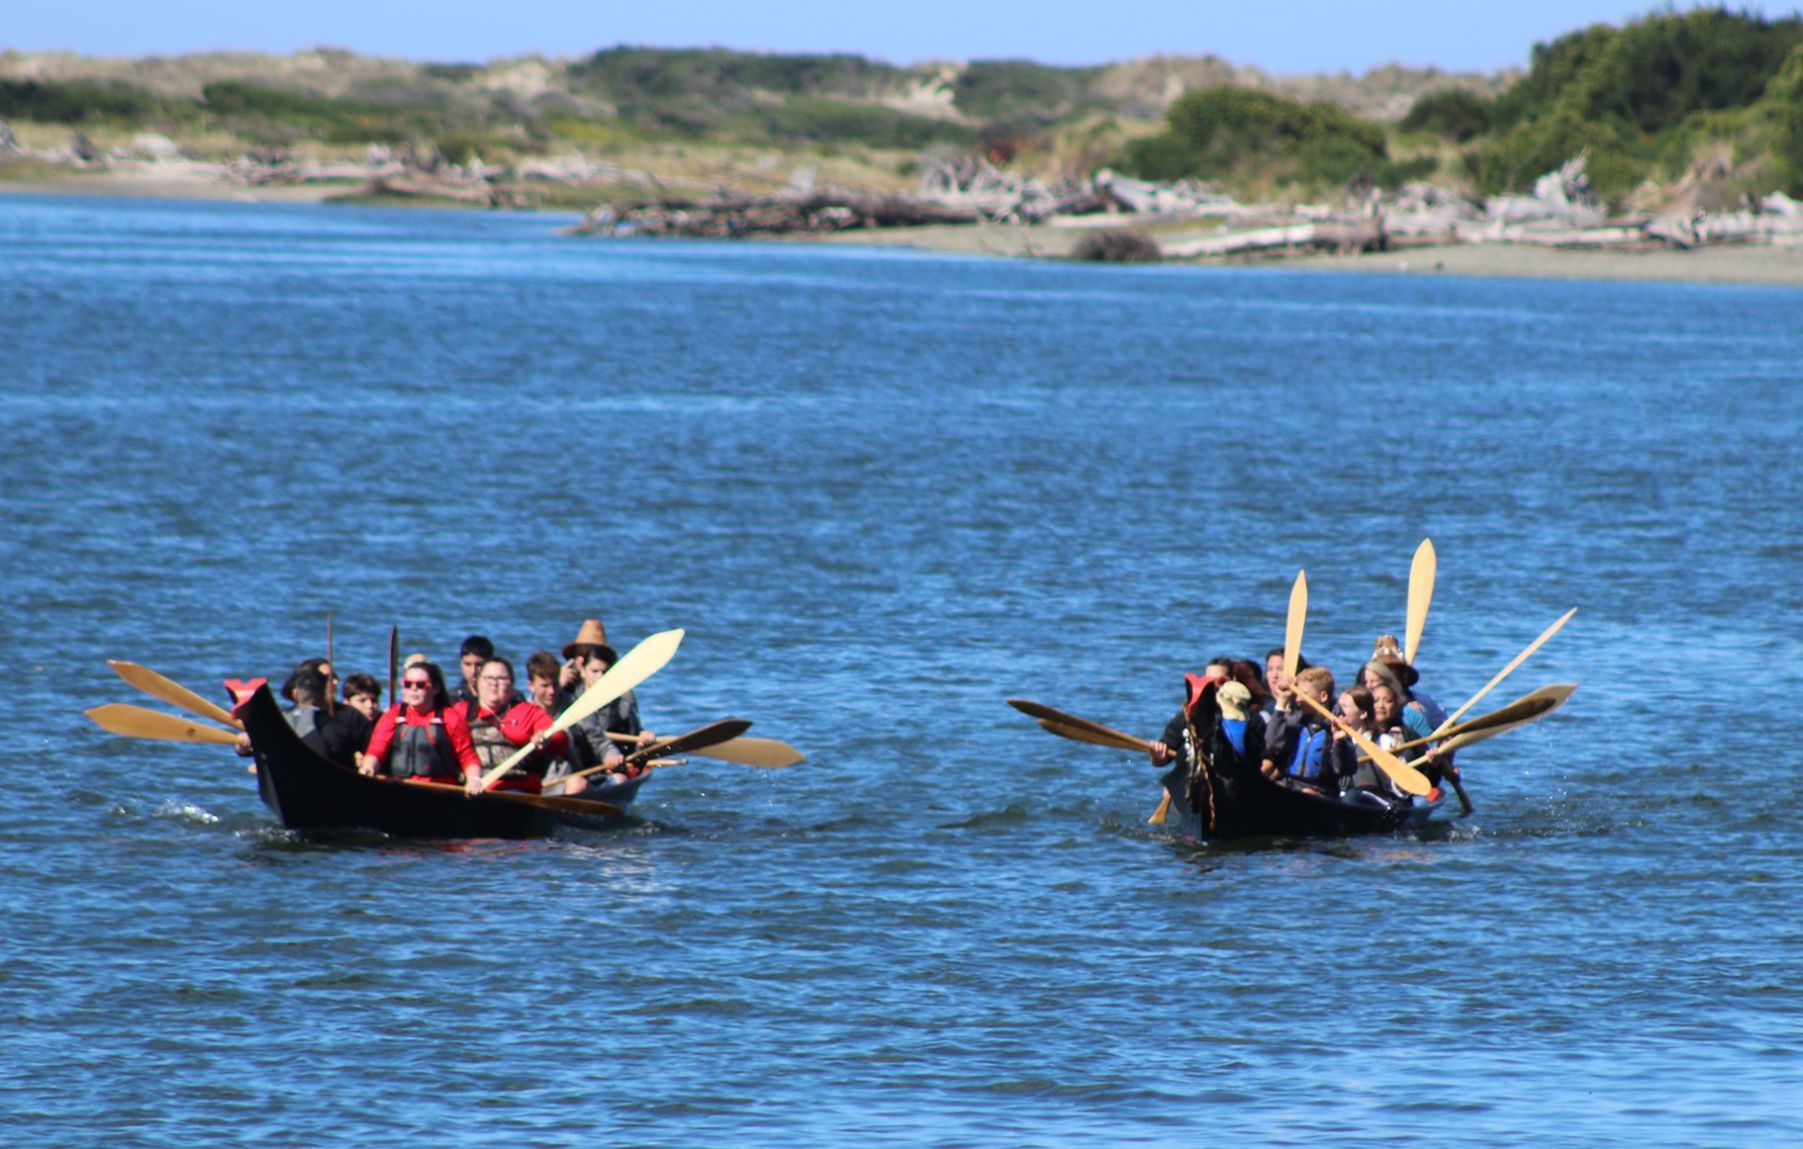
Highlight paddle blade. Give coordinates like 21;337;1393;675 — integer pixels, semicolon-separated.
1405;539;1435;665
86;703;242;747
1284;570;1307;681
108;660;242;728
482;628;685;790
691;736;805;768
1008;698;1153;752
1148;791;1173;825
623;719;753;768
1436;684;1577;755
1036;718;1146;753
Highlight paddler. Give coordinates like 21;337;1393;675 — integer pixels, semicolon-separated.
555;617;656;794
459;656;567;794
358;661;484;795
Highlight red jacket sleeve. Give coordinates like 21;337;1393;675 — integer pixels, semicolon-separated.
500;702;568;756
364;706;401;764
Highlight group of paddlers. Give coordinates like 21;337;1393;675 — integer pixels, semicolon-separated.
247;618;652;798
1146;633;1464;813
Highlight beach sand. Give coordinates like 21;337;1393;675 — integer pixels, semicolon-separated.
8;170;1803;287
810;218;1803;286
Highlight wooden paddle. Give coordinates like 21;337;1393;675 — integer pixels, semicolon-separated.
1283;569;1307;681
1148;792;1172;825
86;703;242;747
478;628;684;791
407;780;622;818
560;719;753;787
324;612;336;717
1405;538;1435;665
1293;691;1431;796
1007;698;1156;752
107;660;242;728
1383;683;1578;756
386;625;398;709
1432;609;1577;735
1432;690;1577;756
605;729;805;768
1035;718;1147;753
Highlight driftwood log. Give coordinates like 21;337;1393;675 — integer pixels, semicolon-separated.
566;191;991;238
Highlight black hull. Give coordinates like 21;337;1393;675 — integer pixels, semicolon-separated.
241;686;633;839
1160;763;1436;842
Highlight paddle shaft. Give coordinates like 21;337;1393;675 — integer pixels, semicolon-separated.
1433;609;1577;735
407;779;622;817
324;612;336;717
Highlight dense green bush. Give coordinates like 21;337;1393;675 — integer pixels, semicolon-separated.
1767;42;1803;192
1117;85;1394;192
1401;89;1491;141
0;78;172;124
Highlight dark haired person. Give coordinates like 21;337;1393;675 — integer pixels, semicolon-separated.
283;663;332;754
318;673;381;770
460;657;568;794
452;635;496;706
555;618;655;791
360;661;483;795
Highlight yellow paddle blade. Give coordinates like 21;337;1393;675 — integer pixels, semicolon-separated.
1284;570;1307;680
1036;718;1146;753
1405;538;1435;665
86;703;242;747
480;628;684;790
108;660;241;728
1007;698;1154;752
691;736;805;768
1148;791;1173;825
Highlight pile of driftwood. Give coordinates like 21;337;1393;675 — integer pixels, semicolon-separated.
565;190;991;238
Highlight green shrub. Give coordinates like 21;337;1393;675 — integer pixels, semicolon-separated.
0;78;170;124
1401;89;1492;141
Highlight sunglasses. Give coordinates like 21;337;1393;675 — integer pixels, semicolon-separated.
402;679;432;689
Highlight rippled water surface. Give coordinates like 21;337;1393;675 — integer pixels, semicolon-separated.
3;195;1801;1146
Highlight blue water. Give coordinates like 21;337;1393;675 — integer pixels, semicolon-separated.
3;194;1801;1146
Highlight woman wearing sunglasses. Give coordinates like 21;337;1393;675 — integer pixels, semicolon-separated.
357;660;484;796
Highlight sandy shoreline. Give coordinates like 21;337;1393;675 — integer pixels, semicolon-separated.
8;170;1803;287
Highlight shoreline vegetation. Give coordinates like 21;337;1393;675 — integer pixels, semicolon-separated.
7;8;1803;286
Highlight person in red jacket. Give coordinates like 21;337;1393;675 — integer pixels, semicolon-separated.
359;661;483;795
461;656;568;794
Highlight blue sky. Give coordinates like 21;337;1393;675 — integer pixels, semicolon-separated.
4;1;1797;74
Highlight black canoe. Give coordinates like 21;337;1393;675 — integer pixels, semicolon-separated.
1158;760;1443;842
241;684;640;839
